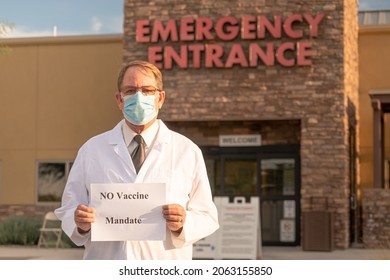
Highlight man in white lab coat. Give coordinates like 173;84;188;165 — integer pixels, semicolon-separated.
55;60;219;259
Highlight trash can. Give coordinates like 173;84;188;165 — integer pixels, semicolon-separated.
302;197;334;251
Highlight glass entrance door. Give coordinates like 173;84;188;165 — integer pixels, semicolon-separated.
260;158;299;245
203;145;300;246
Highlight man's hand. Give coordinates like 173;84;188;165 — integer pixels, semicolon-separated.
162;204;186;233
74;204;95;234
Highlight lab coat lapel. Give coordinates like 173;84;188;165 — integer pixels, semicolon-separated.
108;120;137;178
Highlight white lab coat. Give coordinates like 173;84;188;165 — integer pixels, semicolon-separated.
55;119;219;260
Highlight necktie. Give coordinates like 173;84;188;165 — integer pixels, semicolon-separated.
131;135;146;173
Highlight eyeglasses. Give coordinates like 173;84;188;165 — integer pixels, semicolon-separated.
121;86;161;96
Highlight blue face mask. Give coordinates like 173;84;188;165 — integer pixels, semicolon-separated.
122;92;158;125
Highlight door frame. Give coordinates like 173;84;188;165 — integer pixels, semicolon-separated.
202;144;301;246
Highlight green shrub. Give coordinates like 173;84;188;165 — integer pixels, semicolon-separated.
0;215;41;245
0;215;82;248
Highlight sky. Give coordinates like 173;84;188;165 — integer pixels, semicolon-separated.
0;0;390;38
0;0;123;38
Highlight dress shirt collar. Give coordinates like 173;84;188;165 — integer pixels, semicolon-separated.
122;120;159;149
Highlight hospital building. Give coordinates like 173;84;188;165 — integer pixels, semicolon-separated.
0;0;389;252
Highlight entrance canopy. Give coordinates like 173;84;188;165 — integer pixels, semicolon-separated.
369;90;390;188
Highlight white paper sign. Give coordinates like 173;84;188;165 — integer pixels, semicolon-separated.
90;183;166;241
283;200;296;218
280;219;295;242
192;234;218;259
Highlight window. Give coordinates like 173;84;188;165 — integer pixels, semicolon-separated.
261;159;295;196
36;161;73;203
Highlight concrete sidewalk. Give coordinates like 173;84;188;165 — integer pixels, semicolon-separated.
261;246;390;260
1;245;390;260
0;246;84;260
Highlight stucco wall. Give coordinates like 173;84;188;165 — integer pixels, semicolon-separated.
0;35;123;205
359;27;390;189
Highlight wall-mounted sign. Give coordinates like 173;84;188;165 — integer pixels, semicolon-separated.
135;13;325;69
280;219;295;242
283;200;296;219
219;134;261;147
